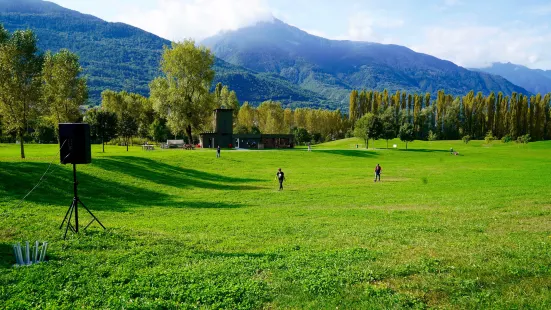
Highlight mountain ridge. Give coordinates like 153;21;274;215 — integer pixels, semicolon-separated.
0;0;322;107
0;0;532;111
473;62;551;95
203;18;530;109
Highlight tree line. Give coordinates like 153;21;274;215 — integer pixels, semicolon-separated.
349;89;551;146
0;25;348;158
0;25;87;158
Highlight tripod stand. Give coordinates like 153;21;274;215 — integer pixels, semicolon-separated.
60;164;105;239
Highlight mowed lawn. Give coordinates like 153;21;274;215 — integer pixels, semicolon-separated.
0;139;550;309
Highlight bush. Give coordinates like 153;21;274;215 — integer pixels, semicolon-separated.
462;135;471;144
428;130;438;141
484;131;495;144
516;134;531;145
501;135;512;143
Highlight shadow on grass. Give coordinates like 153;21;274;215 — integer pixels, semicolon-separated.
0;243;14;268
93;156;264;191
0;161;248;212
316;149;375;158
397;149;450;153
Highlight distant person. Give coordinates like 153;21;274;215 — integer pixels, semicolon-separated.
450;147;454;155
374;164;382;182
276;168;285;191
308;142;312;152
216;145;221;158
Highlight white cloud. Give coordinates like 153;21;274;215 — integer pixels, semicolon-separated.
338;10;404;42
117;0;273;41
410;24;551;69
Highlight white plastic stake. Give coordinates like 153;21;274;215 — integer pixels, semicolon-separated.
13;245;21;265
17;243;24;266
33;241;39;263
25;241;31;265
40;242;48;262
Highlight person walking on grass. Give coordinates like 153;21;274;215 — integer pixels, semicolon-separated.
308;142;312;152
374;164;382;182
276;168;285;191
216;145;221;158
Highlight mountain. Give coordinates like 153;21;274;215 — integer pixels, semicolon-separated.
0;0;322;107
203;18;529;110
473;62;551;95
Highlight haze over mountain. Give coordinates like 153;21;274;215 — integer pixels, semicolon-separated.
473;62;551;95
0;0;531;111
203;18;529;110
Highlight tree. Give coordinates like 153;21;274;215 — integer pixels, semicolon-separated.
0;26;43;158
398;123;415;150
41;49;87;132
349;90;358;120
119;112;138;151
150;40;215;144
381;108;396;148
354;113;382;149
462;135;471;144
293;127;311;145
149;117;170;142
85;108;118;152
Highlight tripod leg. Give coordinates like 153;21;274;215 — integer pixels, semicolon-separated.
64;200;75;239
59;199;75;229
78;199;105;230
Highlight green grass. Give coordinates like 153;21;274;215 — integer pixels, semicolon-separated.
1;139;550;309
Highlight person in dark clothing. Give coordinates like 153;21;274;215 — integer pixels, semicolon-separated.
374;164;382;182
276;168;285;191
216;145;221;158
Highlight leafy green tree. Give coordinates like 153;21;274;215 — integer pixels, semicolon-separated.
462;135;471;144
85;108;118;152
293;127;311;145
0;26;43;158
150;40;215;143
398;123;415;150
31;116;56;144
354;113;382;149
381;108;396;148
119;111;138;151
149;117;170;143
41;49;87;131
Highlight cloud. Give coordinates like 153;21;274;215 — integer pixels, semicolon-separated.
338;10;404;42
117;0;273;41
410;23;551;69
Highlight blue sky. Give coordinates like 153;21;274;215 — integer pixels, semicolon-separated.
49;0;551;69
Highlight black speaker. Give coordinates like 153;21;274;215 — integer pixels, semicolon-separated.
59;123;92;165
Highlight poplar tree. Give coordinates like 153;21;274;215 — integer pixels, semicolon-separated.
349;90;358;120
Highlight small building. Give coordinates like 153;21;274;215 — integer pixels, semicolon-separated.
200;109;294;149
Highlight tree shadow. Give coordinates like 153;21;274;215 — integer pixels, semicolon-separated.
92;156;264;191
397;149;450;153
316;149;376;158
0;161;247;212
0;243;14;268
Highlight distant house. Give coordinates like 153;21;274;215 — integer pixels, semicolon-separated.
200;109;294;149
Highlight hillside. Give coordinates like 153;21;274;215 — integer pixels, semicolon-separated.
473;62;551;95
203;19;530;110
0;0;323;107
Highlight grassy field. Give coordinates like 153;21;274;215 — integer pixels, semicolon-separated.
1;139;550;309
